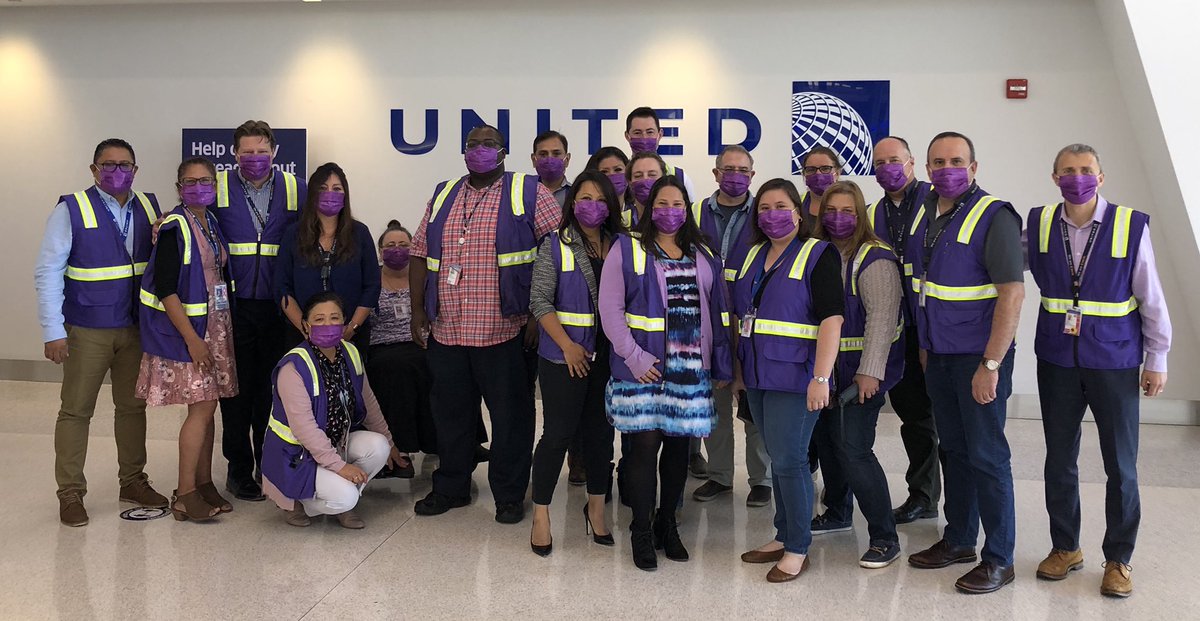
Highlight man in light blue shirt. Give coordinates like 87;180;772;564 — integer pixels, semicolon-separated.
34;138;167;526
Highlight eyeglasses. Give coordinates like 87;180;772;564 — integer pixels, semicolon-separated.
720;167;752;175
802;166;836;175
97;162;135;172
179;177;216;187
465;139;503;150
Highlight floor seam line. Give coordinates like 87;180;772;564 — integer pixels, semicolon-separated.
296;512;416;621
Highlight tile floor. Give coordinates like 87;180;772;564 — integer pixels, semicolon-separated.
2;379;1198;620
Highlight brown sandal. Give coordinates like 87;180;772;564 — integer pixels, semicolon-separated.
171;489;219;522
197;481;233;513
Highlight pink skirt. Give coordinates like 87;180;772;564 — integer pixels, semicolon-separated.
135;307;238;407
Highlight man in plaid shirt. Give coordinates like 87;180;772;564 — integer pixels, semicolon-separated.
410;125;561;524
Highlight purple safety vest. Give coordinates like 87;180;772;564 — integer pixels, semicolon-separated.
869;180;932;327
261;341;367;501
608;234;732;383
59;186;160;330
536;230;598;363
690;191;756;260
211;169;305;300
138;206;232;362
835;242;906;392
1027;201;1147;370
732;237;829;394
903;187;1018;355
422;172;540;321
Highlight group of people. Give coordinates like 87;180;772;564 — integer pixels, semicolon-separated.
35;108;1170;598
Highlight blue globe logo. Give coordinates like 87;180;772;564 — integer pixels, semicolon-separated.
791;91;875;176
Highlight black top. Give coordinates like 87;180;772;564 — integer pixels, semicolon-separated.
588;255;611;358
153;227;232;298
809;245;845;321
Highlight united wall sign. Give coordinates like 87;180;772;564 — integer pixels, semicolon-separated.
791;81;891;176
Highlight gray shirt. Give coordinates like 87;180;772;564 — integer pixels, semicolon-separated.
923;185;1024;285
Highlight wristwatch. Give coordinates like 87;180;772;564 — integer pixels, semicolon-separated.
813;375;829;384
981;358;1000;372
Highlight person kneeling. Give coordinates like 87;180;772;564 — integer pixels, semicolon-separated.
262;292;405;529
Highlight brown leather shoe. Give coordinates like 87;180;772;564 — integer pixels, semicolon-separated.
1101;561;1133;597
1036;548;1084;580
741;547;786;564
955;561;1015;594
58;492;88;527
119;479;169;508
285;507;311;527
766;556;810;583
908;539;978;569
335;510;365;530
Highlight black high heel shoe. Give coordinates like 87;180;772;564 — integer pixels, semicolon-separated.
583;504;615;546
530;515;552;557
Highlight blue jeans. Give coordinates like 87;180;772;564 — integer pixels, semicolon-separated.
925;350;1016;567
747;388;820;555
1037;361;1141;564
817;393;899;546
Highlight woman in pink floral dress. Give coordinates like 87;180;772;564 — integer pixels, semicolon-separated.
136;157;238;522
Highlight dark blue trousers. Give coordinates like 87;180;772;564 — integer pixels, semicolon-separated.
925;350;1017;567
1037;360;1141;564
816;393;899;546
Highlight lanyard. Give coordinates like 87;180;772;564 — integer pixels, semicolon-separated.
239;177;273;231
922;201;964;269
885;186;913;258
751;237;799;309
1061;219;1100;304
320;239;338;291
186;208;222;261
107;204;133;244
460;183;494;241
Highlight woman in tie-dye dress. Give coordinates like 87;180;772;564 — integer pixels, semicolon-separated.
598;175;733;572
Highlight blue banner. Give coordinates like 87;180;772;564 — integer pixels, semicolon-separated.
181;128;308;178
791;81;890;176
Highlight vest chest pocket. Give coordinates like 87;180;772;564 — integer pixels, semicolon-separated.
760;339;809;364
1091;317;1137;344
76;287;124;307
936;308;986;328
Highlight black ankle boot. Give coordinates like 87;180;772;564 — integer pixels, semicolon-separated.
653;510;689;562
631;526;658;571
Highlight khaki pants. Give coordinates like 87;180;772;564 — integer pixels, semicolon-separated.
55;325;148;498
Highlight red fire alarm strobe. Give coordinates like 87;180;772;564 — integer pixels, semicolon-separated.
1007;79;1028;99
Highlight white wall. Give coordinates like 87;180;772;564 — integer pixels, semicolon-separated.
1;0;1196;401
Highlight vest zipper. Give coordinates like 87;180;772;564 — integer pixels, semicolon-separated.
251;231;262;298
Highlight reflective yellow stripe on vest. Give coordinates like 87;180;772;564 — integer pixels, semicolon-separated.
268;415;300;445
135;191;157;224
287;346;321;396
903;263;914;277
720;312;730;328
956;196;999;244
690;200;704;228
1112;206;1132;259
1040;296;1138;317
621;209;634;229
557;311;595;327
850;242;878;296
724;268;737;283
625;313;665;332
788;238;821;280
631;240;648;275
909;206;926;236
910;277;998;301
283;172;298;211
510;172;529;216
559;240;575;272
66;265;136;281
228;243;258;256
139;288;207;316
161;214;194;264
1038;204;1058;253
737;243;765;279
427;257;441;272
343;340;364;375
868;199;882;229
429;179;460;222
498;249;537;267
216;171;231;208
754;318;818;339
840;322;904;352
74;191;99;229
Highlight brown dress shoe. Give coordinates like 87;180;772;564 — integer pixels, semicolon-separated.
335;510;365;530
59;493;88;527
908;539;978;569
1101;562;1133;597
741;547;786;564
1036;548;1084;580
766;556;810;583
119;479;169;508
285;507;311;527
955;561;1015;594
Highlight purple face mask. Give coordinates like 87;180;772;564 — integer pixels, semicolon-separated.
629;137;659;154
98;168;134;196
180;183;215;207
465;145;500;175
805;172;836;196
1057;174;1099;205
238;154;272;181
607;172;628;195
381;246;410;270
631;178;656;205
758;209;797;240
573;199;609;229
317;191;345;217
931;167;971;198
719;171;751;197
652;206;687;234
822;211;858;239
308;323;343;348
874;163;909;193
534;156;566;183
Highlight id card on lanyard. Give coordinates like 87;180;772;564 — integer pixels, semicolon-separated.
743;238;797;337
919;202;963;308
239;177;273;236
1061;219;1099;336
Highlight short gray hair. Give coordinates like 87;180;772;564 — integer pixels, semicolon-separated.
715;144;754;169
1053;143;1103;173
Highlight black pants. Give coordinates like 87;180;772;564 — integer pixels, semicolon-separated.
625;431;689;531
817;394;899;546
220;299;285;480
812;409;850;521
887;326;942;507
427;334;534;504
1038;361;1141;564
530;357;614;504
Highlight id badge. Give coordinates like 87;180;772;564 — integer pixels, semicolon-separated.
1063;306;1082;336
740;311;756;339
446;265;462;286
213;283;230;311
394;298;410;321
919;284;928;308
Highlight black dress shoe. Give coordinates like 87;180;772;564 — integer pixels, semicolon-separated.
631;528;658;571
414;491;470;516
225;476;265;502
908;539;978;569
893;498;938;524
652;510;689;562
473;445;491;464
495;501;525;524
955;561;1015;594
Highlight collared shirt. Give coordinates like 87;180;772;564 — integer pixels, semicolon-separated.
1059;196;1171;372
35;185;138;343
551;180;572;209
878;179;923;259
239;171;275;235
706;191;752;258
411;175;561;347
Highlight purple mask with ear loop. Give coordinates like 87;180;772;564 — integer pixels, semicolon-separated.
805;172;836;196
607;172;627;195
1057;174;1099;205
98;169;134;196
238;154;272;181
465;145;501;174
651;206;686;234
381;246;410;270
180;184;215;207
534;157;565;183
875;163;909;193
629;137;659;154
573;200;609;228
631;178;656;205
308;324;343;348
719;172;751;197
